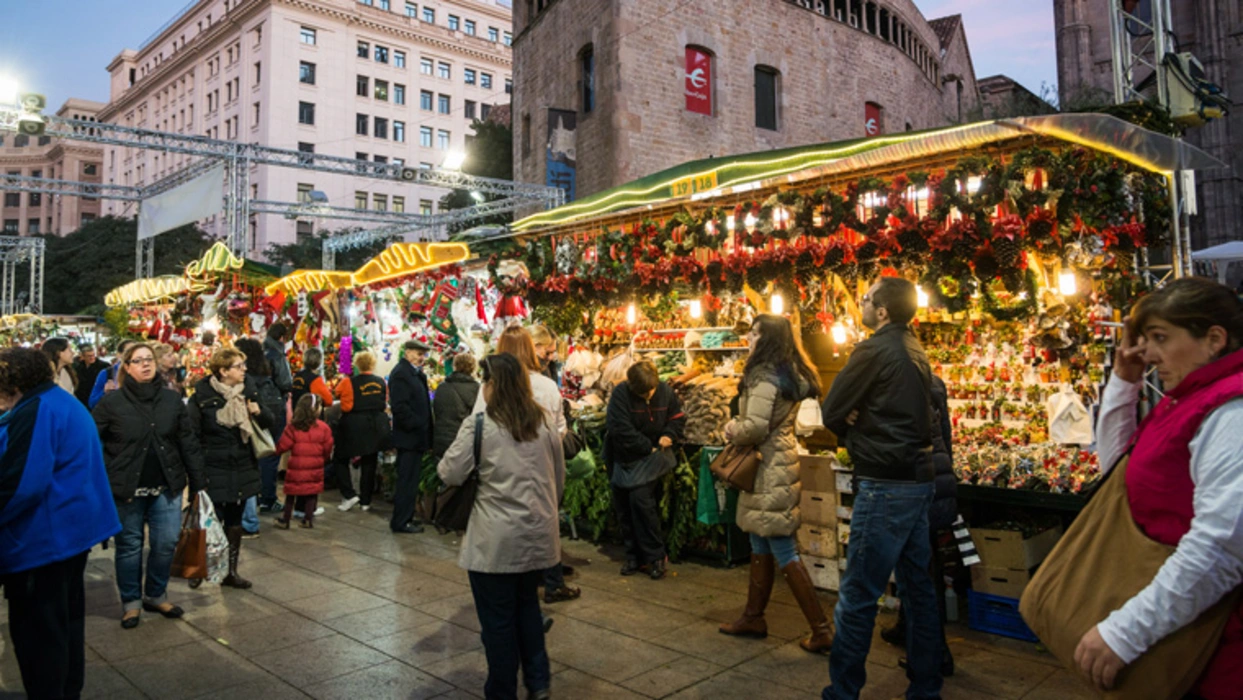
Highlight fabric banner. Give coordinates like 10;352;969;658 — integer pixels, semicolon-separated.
138;163;226;240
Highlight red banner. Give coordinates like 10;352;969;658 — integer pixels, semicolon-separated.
685;47;712;115
865;102;883;136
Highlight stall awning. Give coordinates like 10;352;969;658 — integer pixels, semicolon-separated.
511;114;1225;234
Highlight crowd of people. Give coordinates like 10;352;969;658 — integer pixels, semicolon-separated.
2;277;1242;700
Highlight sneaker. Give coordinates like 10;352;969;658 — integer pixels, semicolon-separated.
361;505;371;512
544;586;582;604
314;506;325;516
258;501;283;514
242;530;260;540
338;497;360;512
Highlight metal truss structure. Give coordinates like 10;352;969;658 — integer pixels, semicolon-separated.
1;104;563;283
0;237;45;315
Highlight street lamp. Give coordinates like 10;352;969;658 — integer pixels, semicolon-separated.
442;150;467;170
0;77;19;106
470;190;485;202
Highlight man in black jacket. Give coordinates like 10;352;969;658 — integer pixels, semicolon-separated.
820;277;942;700
605;361;686;580
73;345;109;407
389;339;433;534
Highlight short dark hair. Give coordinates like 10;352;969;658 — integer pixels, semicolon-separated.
627;360;659;397
116;339;134;355
872;277;918;325
453;353;477;375
0;347;55;396
267;323;288;342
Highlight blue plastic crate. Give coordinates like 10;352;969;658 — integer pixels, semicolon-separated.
967;590;1039;643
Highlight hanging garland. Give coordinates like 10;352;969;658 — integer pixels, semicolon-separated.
981;270;1041;322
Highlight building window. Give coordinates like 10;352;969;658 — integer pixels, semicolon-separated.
754;65;779;130
83;163;99;176
297;183;314;203
394;50;406;68
297;141;315;164
419;199;432;215
298;101;315;124
394;84;406;104
438;62;451;79
420;90;433;110
393;157;404;168
420;58;433;75
437;129;450;150
464;20;475;35
359;0;373;5
374;117;389;139
357;75;369;97
27;219;39;234
393;196;405;212
253;102;261;123
405;2;417;17
2;221;17;233
355;191;368;209
300;27;316;44
356;113;369;135
503;31;512;46
373;194;388;211
465;100;476;119
448;15;460;30
579;45;594;113
419;126;433;147
296;221;314;239
357;41;370;58
481;103;491;120
375;45;388;63
464;68;476;85
3;192;18;208
374;155;387;164
488;27;499;42
481;73;493;90
422;7;434;23
438;94;450;114
379;0;390;9
300;61;316;84
375;79;389;101
505;78;512;95
254;61;262;83
394;120;405;142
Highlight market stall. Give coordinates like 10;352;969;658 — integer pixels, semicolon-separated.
488;113;1222;576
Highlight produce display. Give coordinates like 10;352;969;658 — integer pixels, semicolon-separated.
674;374;739;446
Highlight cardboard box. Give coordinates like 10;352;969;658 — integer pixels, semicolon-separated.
800;491;837;527
796;524;837;558
835;471;854;494
837;521;851;545
804;554;841;591
799;454;838;494
971;566;1032;600
836;505;854;521
971;525;1063;570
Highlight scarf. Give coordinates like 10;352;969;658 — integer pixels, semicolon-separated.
209;376;255;444
121;376;162;404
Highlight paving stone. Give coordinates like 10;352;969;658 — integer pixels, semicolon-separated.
293;549;391;577
1020;669;1096;700
303;659;452;700
247;569;350;602
284;588;391;621
562;597;702;641
947;646;1059;699
649;621;782;668
413;592;482;633
367;619;482;667
377;574;471;606
249;634;391;688
618;655;726;698
112;638;270;699
191;677;311;700
667;669;809;699
321;603;439;642
84;613;205;663
548;668;648;699
543;616;682;683
81;661;146;699
207;612;337;657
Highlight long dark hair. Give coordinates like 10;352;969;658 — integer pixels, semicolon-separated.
743;314;823;400
41;337;76;389
291;393;321;431
481;353;544;442
234;337;271;377
1131;277;1243;356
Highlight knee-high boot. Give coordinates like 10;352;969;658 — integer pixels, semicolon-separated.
222;526;252;589
782;560;834;653
719;554;775;638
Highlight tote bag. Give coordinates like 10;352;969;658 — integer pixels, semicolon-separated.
1019;457;1243;699
250;417;276;460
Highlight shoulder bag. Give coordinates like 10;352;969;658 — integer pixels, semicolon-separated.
1019;456;1243;699
432;413;484;532
250;417;277;459
710;400;796;493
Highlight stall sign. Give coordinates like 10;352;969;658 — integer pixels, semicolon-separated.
685;47;713;115
671;171;719;198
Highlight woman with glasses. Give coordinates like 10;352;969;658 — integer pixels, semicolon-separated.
187;346;272;589
93;343;207;628
439;354;565;700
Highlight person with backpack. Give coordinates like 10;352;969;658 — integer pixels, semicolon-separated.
274;394;333;529
88;340;134;409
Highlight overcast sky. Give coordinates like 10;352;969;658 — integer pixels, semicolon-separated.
0;0;1059;112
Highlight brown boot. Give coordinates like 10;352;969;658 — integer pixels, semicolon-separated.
783;559;834;653
719;554;775;638
221;526;253;589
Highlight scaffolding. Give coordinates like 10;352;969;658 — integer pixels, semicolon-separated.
0;237;45;315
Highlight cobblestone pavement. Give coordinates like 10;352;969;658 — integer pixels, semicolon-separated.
0;499;1095;699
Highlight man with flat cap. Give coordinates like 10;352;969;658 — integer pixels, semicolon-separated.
389;339;434;533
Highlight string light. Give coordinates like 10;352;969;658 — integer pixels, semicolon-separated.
744;212;757;232
689;300;702;319
1059;270;1078;296
626;303;637;325
770;293;784;315
831;322;847;345
917;287;929;308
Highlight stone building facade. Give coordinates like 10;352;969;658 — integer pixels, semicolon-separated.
98;0;514;259
929;15;981;124
978;75;1058;119
512;0;980;199
0;99;105;237
1054;0;1243;249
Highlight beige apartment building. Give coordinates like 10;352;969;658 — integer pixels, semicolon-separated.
99;0;514;259
1;99;106;236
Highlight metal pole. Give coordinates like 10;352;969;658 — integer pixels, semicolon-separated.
1108;0;1127;103
237;157;251;258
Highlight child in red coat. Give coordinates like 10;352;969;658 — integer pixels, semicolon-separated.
275;394;334;528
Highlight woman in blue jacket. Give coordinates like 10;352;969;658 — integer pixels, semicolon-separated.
0;347;120;700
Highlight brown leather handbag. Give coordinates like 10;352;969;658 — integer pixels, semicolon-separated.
1020;457;1243;699
170;494;208;580
711;402;794;493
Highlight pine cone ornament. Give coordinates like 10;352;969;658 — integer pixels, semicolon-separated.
897;229;930;255
992;236;1023;267
973;253;1000;281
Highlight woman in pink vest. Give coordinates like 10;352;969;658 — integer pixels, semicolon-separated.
1078;277;1243;699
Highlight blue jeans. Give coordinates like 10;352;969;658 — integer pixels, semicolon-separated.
258;411;287;505
749;534;800;568
114;492;182;612
242;496;259;533
824;480;942;700
469;570;551;699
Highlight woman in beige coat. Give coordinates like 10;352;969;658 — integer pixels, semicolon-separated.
719;314;834;653
438;353;564;700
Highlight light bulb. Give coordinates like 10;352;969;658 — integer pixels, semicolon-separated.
771;293;784;315
812;210;824;227
917;287;929;308
626;303;636;325
831;322;847;345
689;300;702;319
744;213;757;232
1059;270;1077;296
705;220;715;236
726;215;736;231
